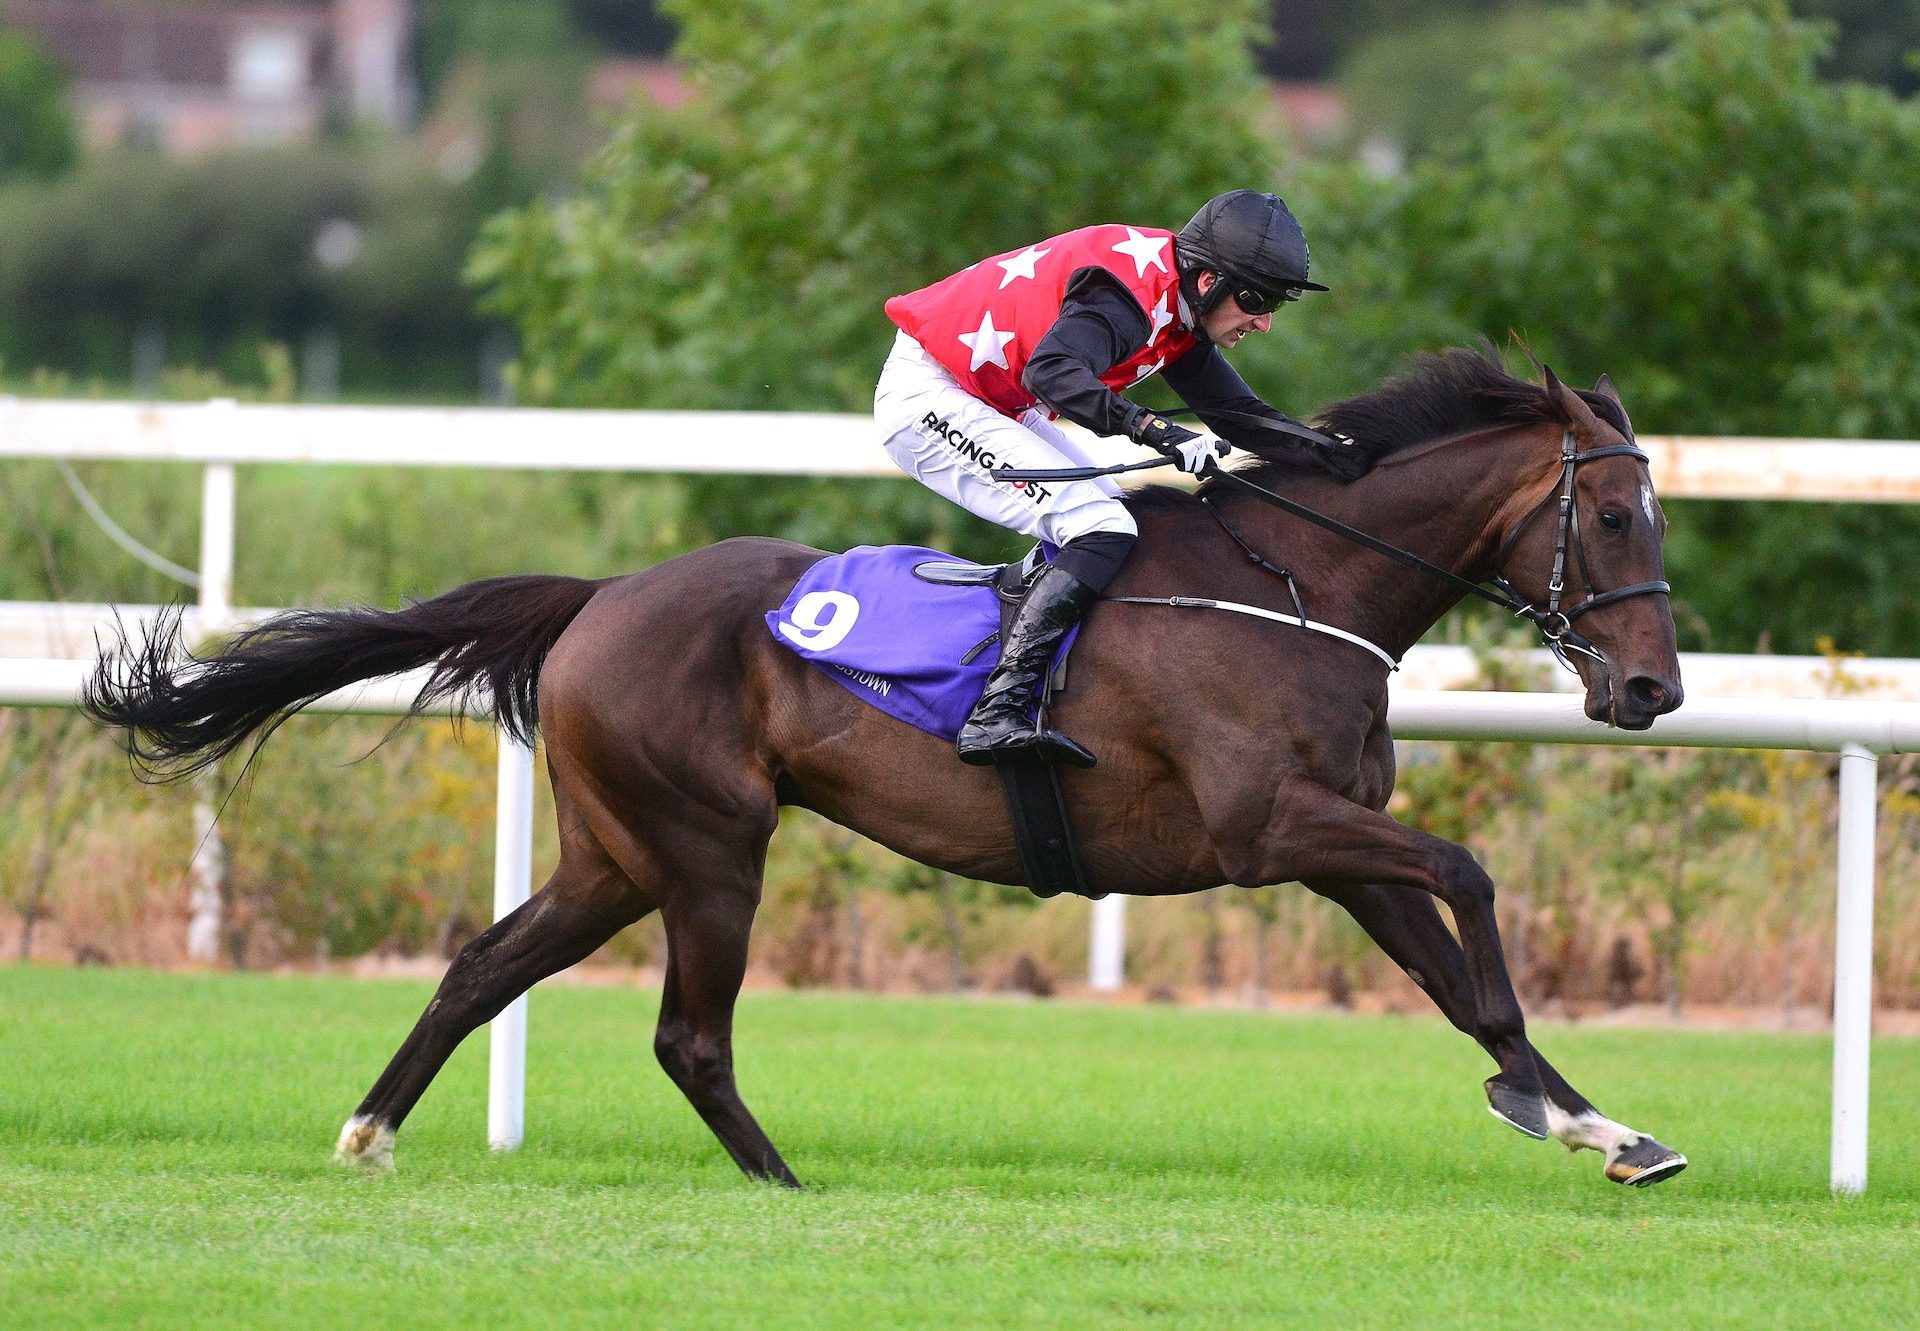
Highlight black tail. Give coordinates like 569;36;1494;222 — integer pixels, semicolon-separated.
83;574;604;780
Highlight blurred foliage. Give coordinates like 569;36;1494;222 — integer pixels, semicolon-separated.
474;0;1279;555
0;709;114;959
1335;6;1566;159
415;0;591;107
567;0;678;55
1235;0;1920;652
1401;1;1920;439
1595;750;1747;1012
0;146;491;396
219;718;503;962
0;27;75;181
1795;0;1920;92
1335;1;1920;156
478;0;1276;411
0;459;696;607
414;0;604;207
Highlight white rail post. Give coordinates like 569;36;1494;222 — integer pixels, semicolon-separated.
487;729;536;1151
188;430;237;962
1831;742;1879;1195
197;459;235;629
1089;894;1126;991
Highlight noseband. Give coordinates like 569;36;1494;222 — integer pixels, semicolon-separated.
1486;429;1672;671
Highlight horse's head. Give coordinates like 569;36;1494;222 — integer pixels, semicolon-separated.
1493;368;1683;730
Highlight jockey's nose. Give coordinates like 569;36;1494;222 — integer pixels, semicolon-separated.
1252;312;1273;333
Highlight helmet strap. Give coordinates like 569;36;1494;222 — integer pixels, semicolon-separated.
1178;266;1230;341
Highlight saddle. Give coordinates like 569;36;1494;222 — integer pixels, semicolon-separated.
913;545;1073;683
913;547;1096;902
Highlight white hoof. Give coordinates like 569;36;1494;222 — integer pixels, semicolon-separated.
333;1115;396;1172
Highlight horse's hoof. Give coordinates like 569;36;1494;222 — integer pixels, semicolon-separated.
333;1114;396;1172
1605;1134;1687;1187
1484;1075;1551;1140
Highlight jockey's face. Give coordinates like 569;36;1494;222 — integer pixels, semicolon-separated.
1195;271;1275;348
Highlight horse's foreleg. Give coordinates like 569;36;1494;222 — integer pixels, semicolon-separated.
335;849;646;1171
1228;783;1543;1137
1240;783;1545;1127
654;888;800;1188
1307;879;1686;1186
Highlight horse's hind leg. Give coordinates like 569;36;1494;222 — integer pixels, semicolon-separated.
1307;880;1686;1187
653;885;800;1187
334;832;648;1171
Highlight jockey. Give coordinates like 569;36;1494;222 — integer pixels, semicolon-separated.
877;189;1369;769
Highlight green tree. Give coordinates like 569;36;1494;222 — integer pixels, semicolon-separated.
0;147;487;395
473;0;1280;552
1399;0;1920;438
1252;0;1920;654
1334;5;1566;160
0;30;75;182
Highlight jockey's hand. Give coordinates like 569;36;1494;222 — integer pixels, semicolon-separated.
1132;414;1229;476
1312;428;1373;482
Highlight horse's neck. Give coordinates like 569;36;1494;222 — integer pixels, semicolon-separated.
1222;427;1556;661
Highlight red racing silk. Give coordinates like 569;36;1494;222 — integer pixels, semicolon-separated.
885;224;1199;420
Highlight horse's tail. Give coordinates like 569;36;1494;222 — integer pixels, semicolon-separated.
83;574;605;781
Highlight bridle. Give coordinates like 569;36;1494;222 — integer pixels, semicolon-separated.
1196;427;1671;674
1481;429;1672;670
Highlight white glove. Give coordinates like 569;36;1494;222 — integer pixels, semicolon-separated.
1170;434;1228;475
1132;414;1230;476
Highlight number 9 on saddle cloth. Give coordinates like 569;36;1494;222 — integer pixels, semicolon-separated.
769;541;1096;900
767;543;1077;742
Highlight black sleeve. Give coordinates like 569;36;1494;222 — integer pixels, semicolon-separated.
1160;341;1303;450
1161;342;1372;480
1021;270;1154;438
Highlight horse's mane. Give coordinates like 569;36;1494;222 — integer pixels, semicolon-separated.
1128;344;1631;511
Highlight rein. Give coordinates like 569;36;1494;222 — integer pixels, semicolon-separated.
992;427;1671;672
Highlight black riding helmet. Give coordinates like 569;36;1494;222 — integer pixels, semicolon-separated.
1175;189;1327;321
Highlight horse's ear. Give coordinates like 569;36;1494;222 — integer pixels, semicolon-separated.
1542;363;1603;437
1593;372;1636;439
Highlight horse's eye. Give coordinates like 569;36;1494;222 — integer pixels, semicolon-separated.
1599;510;1626;533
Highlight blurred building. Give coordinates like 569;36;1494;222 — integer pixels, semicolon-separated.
5;0;413;153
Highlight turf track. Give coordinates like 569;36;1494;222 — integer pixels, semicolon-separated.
3;966;1918;1328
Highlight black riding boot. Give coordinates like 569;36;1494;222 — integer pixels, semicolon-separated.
956;562;1098;769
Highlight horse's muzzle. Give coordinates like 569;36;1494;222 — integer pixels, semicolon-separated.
1599;673;1683;731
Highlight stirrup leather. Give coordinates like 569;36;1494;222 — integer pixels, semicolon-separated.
956;563;1097;769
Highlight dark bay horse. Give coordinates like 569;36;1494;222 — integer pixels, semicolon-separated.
84;349;1688;1188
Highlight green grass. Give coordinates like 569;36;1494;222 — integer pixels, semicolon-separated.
3;968;1918;1329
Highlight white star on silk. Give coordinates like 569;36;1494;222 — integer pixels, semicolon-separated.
996;245;1052;289
1146;292;1174;343
1112;227;1170;278
1130;357;1165;385
958;310;1016;372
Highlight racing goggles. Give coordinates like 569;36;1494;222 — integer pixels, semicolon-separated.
1229;282;1306;316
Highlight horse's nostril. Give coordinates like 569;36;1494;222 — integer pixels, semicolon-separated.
1626;677;1668;710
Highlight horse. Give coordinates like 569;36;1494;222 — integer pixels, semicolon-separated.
83;348;1689;1188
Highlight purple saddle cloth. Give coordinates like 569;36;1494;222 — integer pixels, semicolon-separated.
767;544;1071;740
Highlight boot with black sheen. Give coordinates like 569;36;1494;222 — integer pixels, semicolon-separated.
955;563;1098;769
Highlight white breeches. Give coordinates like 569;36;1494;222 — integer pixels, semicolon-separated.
874;332;1137;547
